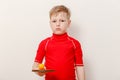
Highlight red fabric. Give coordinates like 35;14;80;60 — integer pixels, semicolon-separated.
35;33;83;80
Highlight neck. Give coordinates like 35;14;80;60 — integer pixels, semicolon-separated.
52;32;68;41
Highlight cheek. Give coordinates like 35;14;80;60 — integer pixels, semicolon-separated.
50;23;54;27
50;24;56;30
61;23;66;26
63;23;69;27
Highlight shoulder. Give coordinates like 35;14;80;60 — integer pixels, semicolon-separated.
41;37;51;42
38;37;51;46
68;36;83;50
68;36;82;48
68;36;81;44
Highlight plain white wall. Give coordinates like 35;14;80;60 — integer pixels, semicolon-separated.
0;0;120;80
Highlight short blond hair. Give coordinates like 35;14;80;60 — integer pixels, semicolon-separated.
49;5;71;19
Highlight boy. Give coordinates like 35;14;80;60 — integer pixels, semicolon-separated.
32;5;85;80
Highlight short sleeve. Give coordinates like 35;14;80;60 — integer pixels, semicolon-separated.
34;40;46;63
74;40;84;66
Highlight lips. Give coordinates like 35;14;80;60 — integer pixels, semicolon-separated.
56;28;61;30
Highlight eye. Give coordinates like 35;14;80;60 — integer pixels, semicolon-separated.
52;20;56;23
61;20;65;22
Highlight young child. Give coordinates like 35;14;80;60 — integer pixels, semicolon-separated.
32;5;85;80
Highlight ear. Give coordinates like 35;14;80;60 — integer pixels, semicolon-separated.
68;20;71;27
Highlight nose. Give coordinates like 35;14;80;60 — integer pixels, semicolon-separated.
56;21;60;27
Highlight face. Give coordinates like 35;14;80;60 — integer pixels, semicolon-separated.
50;12;71;35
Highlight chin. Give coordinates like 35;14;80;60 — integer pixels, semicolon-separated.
54;32;65;35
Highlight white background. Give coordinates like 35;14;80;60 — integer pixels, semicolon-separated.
0;0;120;80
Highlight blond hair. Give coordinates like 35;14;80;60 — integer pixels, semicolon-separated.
49;5;71;19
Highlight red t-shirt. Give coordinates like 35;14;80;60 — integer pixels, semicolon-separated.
34;33;84;80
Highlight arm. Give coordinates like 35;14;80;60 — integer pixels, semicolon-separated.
32;62;45;76
76;66;85;80
32;39;48;76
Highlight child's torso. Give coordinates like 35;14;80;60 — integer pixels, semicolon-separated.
45;33;76;80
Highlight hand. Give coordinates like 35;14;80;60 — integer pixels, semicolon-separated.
37;71;45;76
32;62;45;76
32;68;46;76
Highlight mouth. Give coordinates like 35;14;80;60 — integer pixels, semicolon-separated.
56;28;61;31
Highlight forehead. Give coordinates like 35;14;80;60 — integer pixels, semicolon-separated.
51;12;68;19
